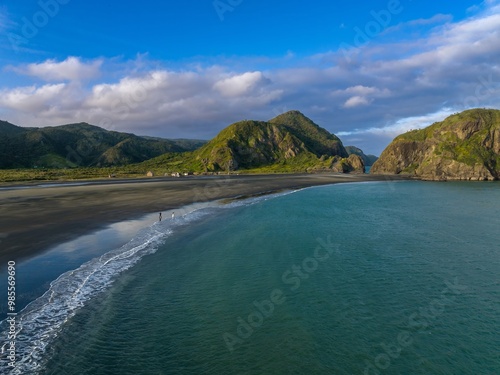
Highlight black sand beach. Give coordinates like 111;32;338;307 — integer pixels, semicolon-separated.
0;173;403;264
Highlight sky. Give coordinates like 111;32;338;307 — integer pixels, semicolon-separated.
0;0;499;155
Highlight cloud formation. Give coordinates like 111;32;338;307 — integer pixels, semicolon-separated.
12;57;102;81
0;2;499;154
0;83;66;112
343;96;371;108
337;108;456;138
213;71;270;97
335;85;391;108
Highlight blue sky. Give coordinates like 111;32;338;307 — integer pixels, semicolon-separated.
1;0;499;154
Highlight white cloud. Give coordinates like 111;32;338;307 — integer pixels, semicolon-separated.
86;71;172;109
0;2;499;155
213;71;270;97
0;84;66;112
384;13;453;34
411;14;453;26
0;67;283;137
336;86;390;108
13;57;102;81
343;96;372;108
344;86;379;96
338;108;456;137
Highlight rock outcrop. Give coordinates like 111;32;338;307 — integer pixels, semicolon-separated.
371;109;500;180
345;146;378;166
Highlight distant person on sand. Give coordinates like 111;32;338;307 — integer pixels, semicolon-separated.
159;212;162;221
172;212;175;220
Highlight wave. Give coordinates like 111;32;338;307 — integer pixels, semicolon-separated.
0;190;294;374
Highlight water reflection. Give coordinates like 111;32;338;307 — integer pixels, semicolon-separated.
0;213;156;319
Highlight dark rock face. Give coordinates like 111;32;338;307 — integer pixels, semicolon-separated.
372;109;500;181
329;154;365;173
345;146;378;166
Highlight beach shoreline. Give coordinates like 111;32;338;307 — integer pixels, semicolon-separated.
0;173;407;264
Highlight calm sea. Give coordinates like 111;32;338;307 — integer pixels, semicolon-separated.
1;181;499;374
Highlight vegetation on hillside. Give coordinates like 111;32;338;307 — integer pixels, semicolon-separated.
269;110;348;157
372;108;500;180
139;111;364;174
0;111;368;182
0;121;204;169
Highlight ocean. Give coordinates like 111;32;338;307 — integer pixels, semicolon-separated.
1;181;499;374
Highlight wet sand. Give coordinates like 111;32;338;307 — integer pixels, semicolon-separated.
0;173;404;264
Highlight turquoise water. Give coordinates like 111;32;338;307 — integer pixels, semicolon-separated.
2;181;500;374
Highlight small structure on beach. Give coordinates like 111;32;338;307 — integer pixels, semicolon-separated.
146;171;154;177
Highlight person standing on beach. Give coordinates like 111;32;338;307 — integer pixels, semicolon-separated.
159;212;162;221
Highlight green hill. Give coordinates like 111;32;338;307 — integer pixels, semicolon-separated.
142;111;365;174
0;120;28;136
371;108;500;180
0;111;365;176
140;136;206;151
0;121;204;169
269;110;348;158
193;119;314;170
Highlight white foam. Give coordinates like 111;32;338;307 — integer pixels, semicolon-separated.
0;190;294;374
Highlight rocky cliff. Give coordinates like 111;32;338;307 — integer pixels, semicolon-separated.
345;146;379;166
371;109;500;180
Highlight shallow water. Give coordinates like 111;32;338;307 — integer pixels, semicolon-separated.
2;181;499;374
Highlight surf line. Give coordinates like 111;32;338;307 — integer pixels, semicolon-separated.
223;236;339;352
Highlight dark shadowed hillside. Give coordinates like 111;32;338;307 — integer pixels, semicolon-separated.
0;121;204;168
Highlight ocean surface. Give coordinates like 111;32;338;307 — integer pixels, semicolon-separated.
1;180;499;374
